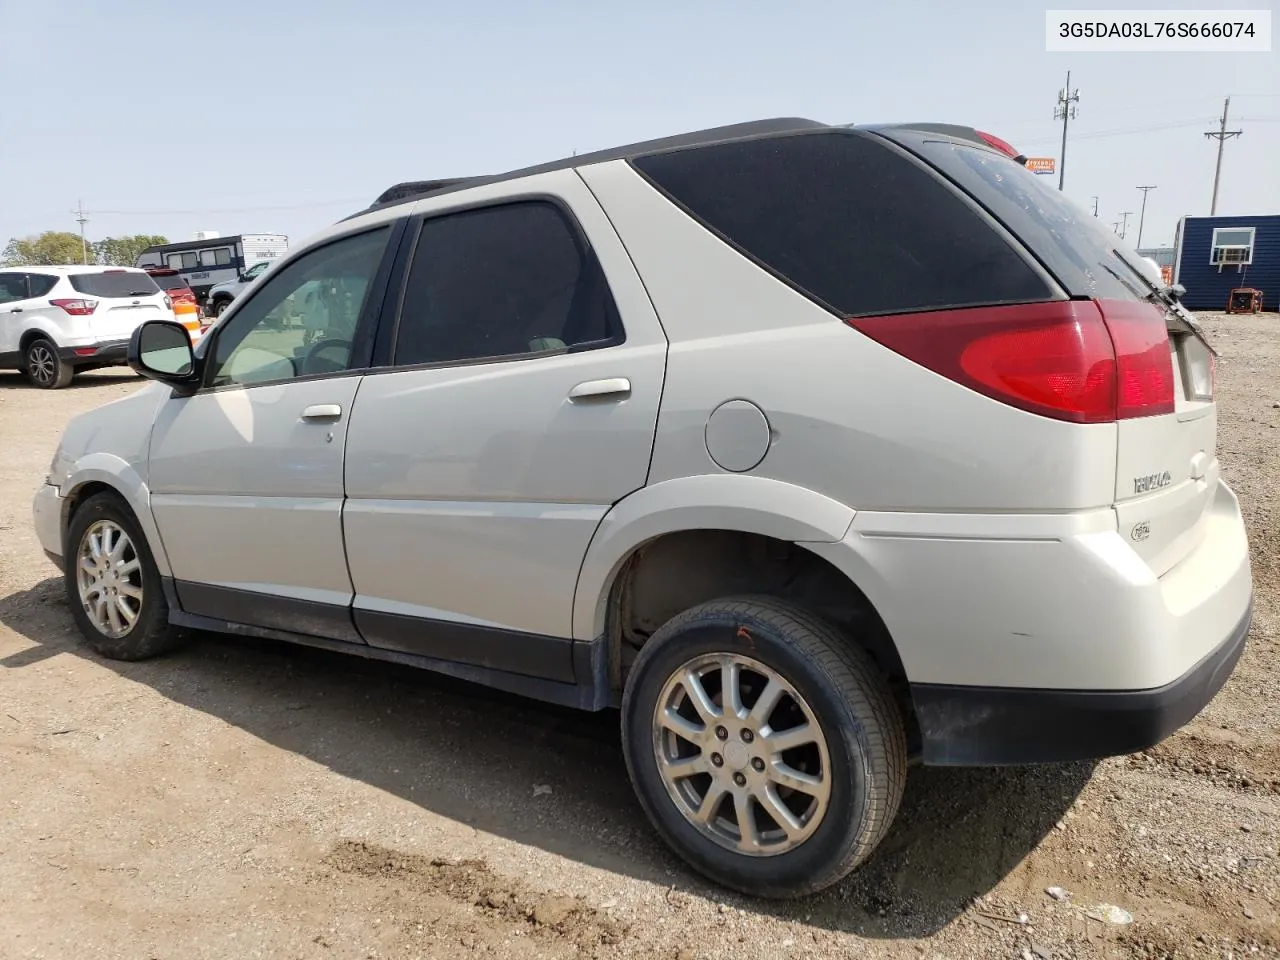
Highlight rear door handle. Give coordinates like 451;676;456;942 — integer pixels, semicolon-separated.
9;308;22;313
568;377;631;400
300;403;343;421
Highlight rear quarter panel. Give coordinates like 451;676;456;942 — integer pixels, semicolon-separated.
578;160;1117;513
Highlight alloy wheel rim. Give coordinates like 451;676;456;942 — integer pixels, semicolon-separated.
29;345;55;385
76;520;143;639
652;652;832;857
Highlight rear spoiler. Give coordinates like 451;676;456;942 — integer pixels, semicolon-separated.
871;123;1028;166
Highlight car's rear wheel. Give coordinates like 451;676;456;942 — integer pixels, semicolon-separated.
621;596;907;898
24;337;73;389
64;492;184;661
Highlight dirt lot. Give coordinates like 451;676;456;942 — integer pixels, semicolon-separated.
2;313;1278;960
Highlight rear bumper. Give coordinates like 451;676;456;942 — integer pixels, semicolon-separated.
911;599;1251;765
58;340;128;366
801;477;1253;765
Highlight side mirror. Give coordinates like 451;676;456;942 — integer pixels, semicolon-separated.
129;320;200;389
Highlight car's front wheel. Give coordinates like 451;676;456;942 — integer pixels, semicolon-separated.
64;492;184;661
621;596;907;898
24;337;73;389
211;298;232;318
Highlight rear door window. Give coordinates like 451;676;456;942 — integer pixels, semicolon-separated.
393;201;622;366
0;273;27;303
69;271;161;298
631;131;1053;318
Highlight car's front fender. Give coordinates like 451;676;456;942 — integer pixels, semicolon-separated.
57;454;172;577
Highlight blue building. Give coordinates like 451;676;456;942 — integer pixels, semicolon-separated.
1173;214;1280;312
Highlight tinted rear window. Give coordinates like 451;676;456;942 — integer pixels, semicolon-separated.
631;131;1053;317
149;273;189;291
69;271;161;298
902;139;1151;302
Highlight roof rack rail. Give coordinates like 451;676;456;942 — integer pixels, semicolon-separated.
340;118;829;222
372;178;472;207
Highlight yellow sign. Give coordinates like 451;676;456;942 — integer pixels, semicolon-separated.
1025;157;1057;175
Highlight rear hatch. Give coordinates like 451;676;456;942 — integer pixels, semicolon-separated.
68;269;171;340
148;270;196;302
876;128;1217;575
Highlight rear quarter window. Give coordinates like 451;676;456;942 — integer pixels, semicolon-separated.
27;274;58;297
69;271;161;298
631;131;1053;317
902;138;1149;302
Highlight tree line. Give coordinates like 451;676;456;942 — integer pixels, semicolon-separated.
2;231;169;268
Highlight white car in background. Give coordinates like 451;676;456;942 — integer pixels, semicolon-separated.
0;266;174;388
204;260;275;318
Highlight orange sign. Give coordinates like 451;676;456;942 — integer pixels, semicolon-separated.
1024;157;1057;175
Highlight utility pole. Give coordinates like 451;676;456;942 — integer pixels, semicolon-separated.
1135;185;1157;249
1054;70;1080;191
1203;97;1242;215
1119;210;1134;240
1091;196;1099;217
1112;221;1121;234
72;200;90;264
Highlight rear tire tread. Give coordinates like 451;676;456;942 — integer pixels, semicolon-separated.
25;337;74;389
623;594;907;898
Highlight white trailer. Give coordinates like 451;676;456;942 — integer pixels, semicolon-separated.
136;233;288;303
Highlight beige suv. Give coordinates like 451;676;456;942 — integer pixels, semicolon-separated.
35;118;1252;897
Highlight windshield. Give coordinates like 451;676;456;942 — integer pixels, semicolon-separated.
69;271;161;298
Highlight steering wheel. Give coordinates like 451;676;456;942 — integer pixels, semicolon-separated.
299;338;352;376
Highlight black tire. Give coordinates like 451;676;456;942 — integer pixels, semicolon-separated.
64;492;183;661
24;337;73;389
211;298;231;318
621;596;907;898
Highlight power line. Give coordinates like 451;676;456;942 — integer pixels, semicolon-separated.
89;198;368;216
1204;97;1243;215
1016;117;1213;146
1135;186;1157;249
1054;70;1080;191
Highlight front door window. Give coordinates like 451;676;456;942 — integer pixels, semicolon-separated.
207;227;390;387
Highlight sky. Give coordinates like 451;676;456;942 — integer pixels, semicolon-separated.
0;0;1276;254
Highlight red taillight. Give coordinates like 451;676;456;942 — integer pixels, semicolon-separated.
975;130;1022;160
1097;300;1177;419
73;348;97;357
847;300;1175;424
50;298;98;316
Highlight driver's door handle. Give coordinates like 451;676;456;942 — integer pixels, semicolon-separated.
8;308;22;313
300;403;343;421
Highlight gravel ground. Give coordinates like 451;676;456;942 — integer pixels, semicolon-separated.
1;312;1277;960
